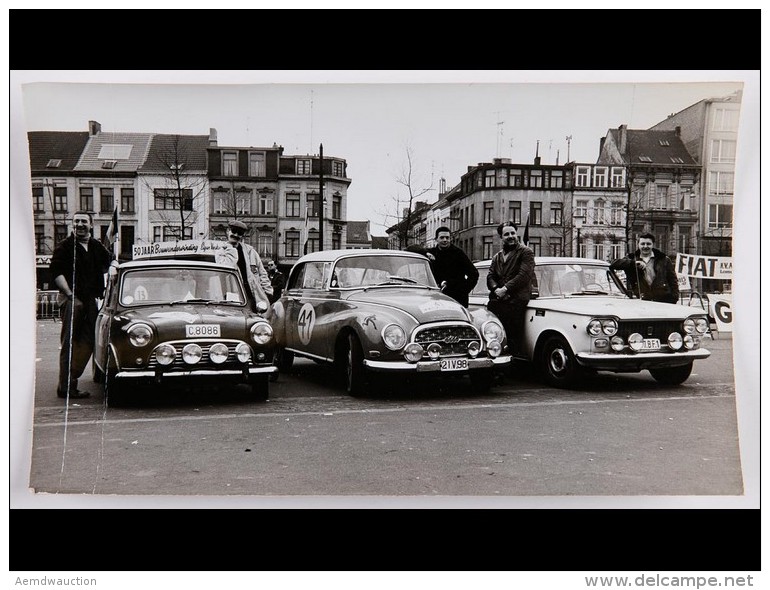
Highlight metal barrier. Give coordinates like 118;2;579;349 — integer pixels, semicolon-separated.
36;291;61;320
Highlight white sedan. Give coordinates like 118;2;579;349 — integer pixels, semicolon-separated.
469;257;711;388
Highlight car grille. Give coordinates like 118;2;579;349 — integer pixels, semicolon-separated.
413;324;481;357
148;340;248;369
616;320;682;341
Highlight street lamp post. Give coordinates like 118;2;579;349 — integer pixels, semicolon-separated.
573;215;584;257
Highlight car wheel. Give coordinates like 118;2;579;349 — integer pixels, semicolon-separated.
649;363;693;386
275;346;294;372
250;374;269;401
342;333;367;397
469;368;494;393
104;351;127;407
539;335;580;388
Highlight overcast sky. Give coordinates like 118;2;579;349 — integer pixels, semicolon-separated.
17;71;750;235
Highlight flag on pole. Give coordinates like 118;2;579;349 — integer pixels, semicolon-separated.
104;205;120;257
303;204;309;255
522;213;530;248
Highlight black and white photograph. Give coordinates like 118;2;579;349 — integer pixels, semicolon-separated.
10;70;758;515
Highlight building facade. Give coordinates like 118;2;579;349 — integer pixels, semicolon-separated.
648;90;740;258
597;125;701;258
449;157;574;260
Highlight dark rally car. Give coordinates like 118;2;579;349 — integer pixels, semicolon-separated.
93;257;277;404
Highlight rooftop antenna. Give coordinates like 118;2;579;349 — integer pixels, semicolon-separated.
548;139;553;163
565;135;572;163
310;89;314;153
495;112;504;158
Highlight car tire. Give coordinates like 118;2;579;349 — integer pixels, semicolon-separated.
250;374;269;401
275;346;294;372
539;335;581;388
342;333;367;397
469;368;494;393
649;362;693;386
104;351;127;407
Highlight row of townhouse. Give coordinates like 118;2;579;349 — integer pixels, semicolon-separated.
388;91;739;277
30;121;352;288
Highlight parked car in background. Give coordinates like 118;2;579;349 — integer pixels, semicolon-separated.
469;257;711;388
93;242;277;405
267;249;511;395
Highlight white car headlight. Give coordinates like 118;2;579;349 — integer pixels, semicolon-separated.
208;342;229;364
695;317;709;334
683;318;696;334
127;323;153;347
482;320;504;343
251;321;273;345
587;319;602;336
382;324;407;351
601;318;618;336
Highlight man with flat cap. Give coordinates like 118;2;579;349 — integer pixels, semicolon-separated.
216;220;272;311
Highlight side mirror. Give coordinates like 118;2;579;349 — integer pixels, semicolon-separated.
256;300;269;313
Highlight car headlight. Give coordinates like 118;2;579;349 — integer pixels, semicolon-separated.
382;324;407;351
467;341;481;358
251;321;273;345
127;323;153;347
403;343;424;363
610;336;625;352
683;318;696;334
182;343;203;364
695;317;709;334
235;342;252;362
601;318;618;336
154;343;176;365
667;332;683;351
683;335;700;350
587;319;602;336
482;320;504;343
209;342;229;364
486;340;502;358
628;333;643;352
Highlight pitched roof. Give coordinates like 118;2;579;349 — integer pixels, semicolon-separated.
74;132;153;172
609;128;697;166
27;131;90;172
346;221;371;243
140;134;210;172
371;236;389;249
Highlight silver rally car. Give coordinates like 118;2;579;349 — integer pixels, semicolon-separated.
469;256;711;388
267;249;511;395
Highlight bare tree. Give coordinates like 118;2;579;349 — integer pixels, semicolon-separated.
143;135;207;240
378;145;434;248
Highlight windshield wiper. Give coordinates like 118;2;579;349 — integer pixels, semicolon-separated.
379;275;418;284
169;298;211;305
569;290;608;295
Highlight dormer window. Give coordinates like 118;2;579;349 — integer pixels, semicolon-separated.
670;157;684;164
638;156;653;163
658;139;670;146
101;160;118;169
46;159;61;168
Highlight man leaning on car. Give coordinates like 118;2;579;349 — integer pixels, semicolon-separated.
610;233;679;304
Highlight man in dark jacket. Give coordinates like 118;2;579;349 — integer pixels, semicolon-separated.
50;211;115;399
610;233;679;304
487;221;536;356
266;259;285;304
427;226;479;308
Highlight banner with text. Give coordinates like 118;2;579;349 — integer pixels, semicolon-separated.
675;253;733;280
708;294;733;332
132;240;228;260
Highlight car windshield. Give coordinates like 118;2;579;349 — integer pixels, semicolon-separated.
535;263;627;297
120;267;246;306
331;255;438;289
471;262;627;298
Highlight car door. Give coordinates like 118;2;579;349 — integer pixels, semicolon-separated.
286;261;334;359
94;271;118;371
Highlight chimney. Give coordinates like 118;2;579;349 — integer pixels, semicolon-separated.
619;124;627;154
209;128;218;146
88;120;101;136
534;140;540;165
675;126;681;137
599;136;606;154
439;177;446;194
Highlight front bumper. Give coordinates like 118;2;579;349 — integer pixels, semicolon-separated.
115;365;278;379
575;349;710;371
364;355;511;372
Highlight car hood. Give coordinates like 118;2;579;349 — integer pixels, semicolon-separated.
529;296;704;320
118;304;254;336
345;288;471;323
